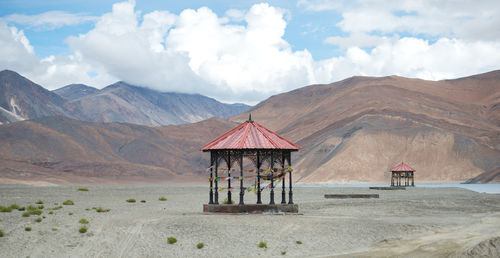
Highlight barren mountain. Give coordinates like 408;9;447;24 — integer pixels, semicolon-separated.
0;70;250;125
0;116;236;185
233;70;500;183
0;70;68;123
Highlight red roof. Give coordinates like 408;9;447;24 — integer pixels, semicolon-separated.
391;162;415;172
201;120;301;151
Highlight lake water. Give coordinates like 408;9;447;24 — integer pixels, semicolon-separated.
296;183;500;194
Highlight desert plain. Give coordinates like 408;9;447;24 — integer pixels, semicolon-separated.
0;184;499;257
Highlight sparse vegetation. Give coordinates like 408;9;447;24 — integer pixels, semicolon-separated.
79;218;89;224
17;206;25;211
52;228;58;231
0;206;12;212
53;206;63;210
48;211;54;215
197;243;204;249
69;212;73;215
63;200;74;205
35;200;44;204
259;241;267;248
95;207;110;213
158;196;167;201
77;188;89;192
22;211;30;217
37;205;44;209
141;200;146;203
79;226;87;233
126;199;136;203
35;217;42;223
0;229;4;237
296;240;302;244
222;198;235;204
167;237;177;244
9;204;21;210
26;205;42;215
85;208;90;211
281;251;286;255
25;227;31;231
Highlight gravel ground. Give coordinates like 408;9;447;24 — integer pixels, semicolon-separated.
0;185;499;257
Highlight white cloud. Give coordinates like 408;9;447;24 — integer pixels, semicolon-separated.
1;11;97;30
1;1;499;104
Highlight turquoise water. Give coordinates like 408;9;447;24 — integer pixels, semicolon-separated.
296;184;500;194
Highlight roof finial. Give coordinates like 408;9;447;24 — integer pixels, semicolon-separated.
248;113;253;122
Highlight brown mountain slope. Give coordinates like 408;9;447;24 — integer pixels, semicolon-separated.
233;70;500;183
0;116;236;184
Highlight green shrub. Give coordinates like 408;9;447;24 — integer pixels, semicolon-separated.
63;200;74;205
48;211;54;215
95;207;110;213
258;241;267;248
53;206;63;210
17;206;25;211
22;211;30;217
85;208;90;211
222;198;235;204
27;205;36;211
0;229;3;237
35;217;42;223
0;206;12;212
8;204;21;210
126;199;136;203
79;218;89;224
79;226;87;233
25;227;31;231
30;209;42;215
167;237;177;244
158;196;167;201
296;240;302;244
35;200;44;204
281;251;286;255
197;243;204;249
37;205;44;209
77;188;89;192
141;200;146;203
52;228;58;231
68;212;73;216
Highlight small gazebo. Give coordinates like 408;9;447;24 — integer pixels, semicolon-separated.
391;162;415;187
201;115;301;213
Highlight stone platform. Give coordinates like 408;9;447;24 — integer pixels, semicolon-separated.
324;194;379;199
203;204;299;214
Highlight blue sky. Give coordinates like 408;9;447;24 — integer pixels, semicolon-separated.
1;0;499;104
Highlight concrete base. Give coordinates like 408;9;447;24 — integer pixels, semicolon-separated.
369;186;406;190
203;204;299;214
324;194;379;199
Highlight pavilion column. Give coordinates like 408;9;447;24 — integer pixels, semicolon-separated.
257;150;262;204
239;153;244;205
209;152;214;204
391;172;394;186
270;154;275;205
227;151;232;204
406;172;409;186
214;152;219;204
412;172;415;186
281;151;286;204
288;152;294;204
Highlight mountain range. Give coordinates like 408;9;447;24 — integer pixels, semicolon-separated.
0;69;498;184
0;70;250;126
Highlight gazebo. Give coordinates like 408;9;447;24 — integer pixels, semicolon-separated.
201;115;301;213
391;162;415;187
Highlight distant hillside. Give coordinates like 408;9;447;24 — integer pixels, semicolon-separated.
53;84;99;100
233;70;500;183
0;70;68;123
0;70;250;125
62;81;250;125
0;116;236;184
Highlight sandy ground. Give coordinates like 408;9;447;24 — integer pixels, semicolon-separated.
0;185;499;257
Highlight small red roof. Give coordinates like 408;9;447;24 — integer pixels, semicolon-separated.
201;119;301;151
391;162;415;172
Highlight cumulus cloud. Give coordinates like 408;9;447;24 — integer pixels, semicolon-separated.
1;11;97;30
1;0;499;104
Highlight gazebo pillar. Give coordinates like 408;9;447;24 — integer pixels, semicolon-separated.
214;152;219;204
227;151;232;204
257;150;262;204
209;152;214;204
270;155;275;205
411;172;415;186
288;152;294;204
239;153;244;205
281;152;286;204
